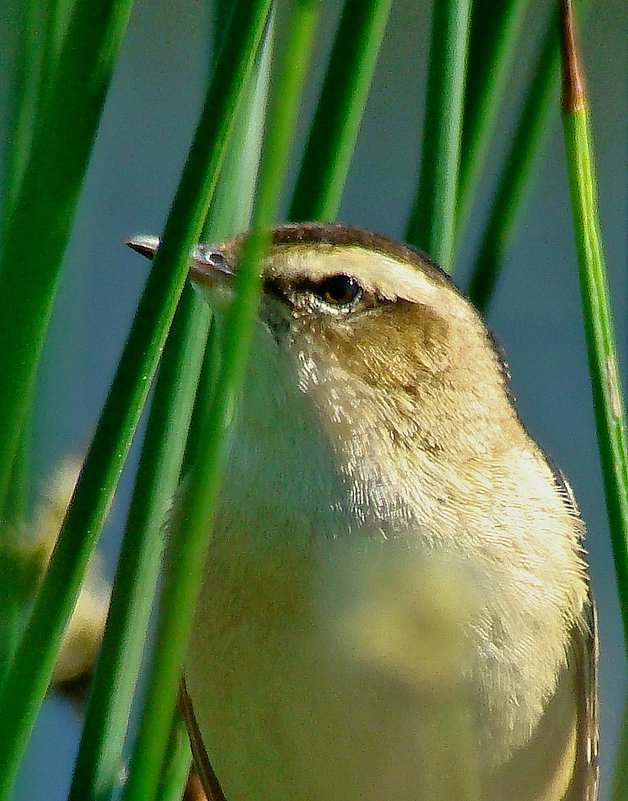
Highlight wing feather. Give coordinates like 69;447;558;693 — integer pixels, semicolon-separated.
179;677;227;801
567;594;599;801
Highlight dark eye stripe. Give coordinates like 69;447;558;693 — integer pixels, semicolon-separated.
263;276;287;302
262;274;364;313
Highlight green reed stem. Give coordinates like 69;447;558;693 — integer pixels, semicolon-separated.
467;10;558;311
406;0;472;271
39;0;74;99
154;713;194;801
119;5;319;801
560;0;628;649
0;3;271;797
68;287;209;801
130;16;274;801
0;0;134;507
289;0;393;222
4;0;40;211
455;0;531;245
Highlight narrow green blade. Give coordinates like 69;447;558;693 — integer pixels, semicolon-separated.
560;0;628;648
406;0;472;271
455;0;532;245
289;0;393;222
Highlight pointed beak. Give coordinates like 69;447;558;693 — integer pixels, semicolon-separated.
126;235;233;288
126;234;161;260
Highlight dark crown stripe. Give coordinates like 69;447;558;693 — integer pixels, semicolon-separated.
269;223;454;290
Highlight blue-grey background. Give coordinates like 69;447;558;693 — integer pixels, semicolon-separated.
1;0;626;798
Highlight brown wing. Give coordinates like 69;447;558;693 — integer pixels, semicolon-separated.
179;677;228;801
566;593;599;801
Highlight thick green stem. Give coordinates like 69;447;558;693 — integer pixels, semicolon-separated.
3;0;40;211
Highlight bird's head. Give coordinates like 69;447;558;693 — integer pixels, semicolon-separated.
128;223;521;531
129;223;514;443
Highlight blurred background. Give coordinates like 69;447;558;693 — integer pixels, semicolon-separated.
1;0;626;797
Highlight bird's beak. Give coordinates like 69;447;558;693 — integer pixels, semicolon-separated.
125;234;161;261
126;235;233;289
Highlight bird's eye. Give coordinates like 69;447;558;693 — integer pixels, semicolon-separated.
317;274;363;307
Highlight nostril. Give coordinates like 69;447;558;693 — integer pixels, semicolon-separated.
197;244;227;269
209;252;226;269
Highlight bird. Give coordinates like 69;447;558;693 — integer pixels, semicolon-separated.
128;223;598;801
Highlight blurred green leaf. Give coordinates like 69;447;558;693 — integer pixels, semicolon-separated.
0;0;134;506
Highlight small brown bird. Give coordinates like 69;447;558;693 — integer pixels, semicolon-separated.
130;223;598;801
